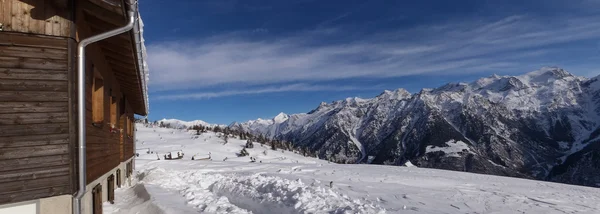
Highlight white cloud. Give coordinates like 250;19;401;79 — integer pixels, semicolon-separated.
147;14;600;92
154;83;374;100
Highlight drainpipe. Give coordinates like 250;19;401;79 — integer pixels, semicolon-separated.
73;1;137;214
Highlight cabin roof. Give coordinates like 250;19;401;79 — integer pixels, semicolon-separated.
81;0;150;115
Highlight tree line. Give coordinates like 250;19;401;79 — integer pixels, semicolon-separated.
187;124;319;158
137;120;326;161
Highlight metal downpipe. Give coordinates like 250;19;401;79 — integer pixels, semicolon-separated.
73;2;137;214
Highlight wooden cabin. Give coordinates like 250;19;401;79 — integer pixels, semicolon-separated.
0;0;149;214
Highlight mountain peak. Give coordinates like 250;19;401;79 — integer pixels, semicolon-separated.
378;88;411;100
342;97;368;105
472;67;575;92
273;112;289;123
520;67;573;81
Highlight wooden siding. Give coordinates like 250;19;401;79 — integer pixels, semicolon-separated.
0;0;140;206
0;32;73;205
81;27;136;184
0;0;73;37
80;1;147;115
73;1;138;183
84;63;135;183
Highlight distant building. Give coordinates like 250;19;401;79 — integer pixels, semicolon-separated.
0;0;149;214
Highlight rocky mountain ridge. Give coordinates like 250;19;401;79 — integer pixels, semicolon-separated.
230;67;600;187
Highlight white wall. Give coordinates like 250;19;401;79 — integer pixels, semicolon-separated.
81;157;134;214
0;195;71;214
0;201;37;214
0;157;134;214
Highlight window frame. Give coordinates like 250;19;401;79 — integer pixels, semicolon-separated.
91;67;105;126
107;174;115;204
92;184;102;214
116;169;121;188
110;95;118;127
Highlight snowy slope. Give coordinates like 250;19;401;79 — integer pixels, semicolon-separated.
230;67;600;187
157;118;224;129
105;124;600;214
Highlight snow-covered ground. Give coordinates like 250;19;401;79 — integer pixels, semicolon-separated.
106;124;600;214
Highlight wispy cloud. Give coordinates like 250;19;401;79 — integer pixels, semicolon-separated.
147;14;600;93
155;83;377;100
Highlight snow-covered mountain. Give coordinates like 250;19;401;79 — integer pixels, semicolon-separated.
158;118;224;129
230;67;600;187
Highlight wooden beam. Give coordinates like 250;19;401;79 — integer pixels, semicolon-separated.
0;56;68;70
95;36;132;52
105;58;136;72
0;102;68;114
0;123;69;137
0;112;69;125
87;0;123;15
110;66;137;79
0;175;70;194
110;84;137;96
0;165;69;182
112;75;135;84
0;134;69;148
0;155;70;173
0;33;67;49
98;44;134;59
0;68;67;81
0;144;69;160
0;46;67;60
100;48;134;62
114;85;137;95
111;76;138;88
0;91;68;102
0;79;68;92
81;0;124;26
0;185;70;204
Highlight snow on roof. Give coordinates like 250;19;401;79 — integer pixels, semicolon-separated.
133;11;150;115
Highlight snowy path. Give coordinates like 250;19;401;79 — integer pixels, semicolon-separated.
105;125;600;214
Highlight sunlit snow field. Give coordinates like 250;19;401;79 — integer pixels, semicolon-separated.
105;124;600;214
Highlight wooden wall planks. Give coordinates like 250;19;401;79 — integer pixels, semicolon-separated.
0;0;72;37
81;27;136;183
0;0;138;205
0;32;73;205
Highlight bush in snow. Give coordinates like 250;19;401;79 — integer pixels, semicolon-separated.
222;135;229;145
237;148;249;157
245;140;254;149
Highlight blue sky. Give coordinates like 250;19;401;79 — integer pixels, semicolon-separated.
139;0;600;124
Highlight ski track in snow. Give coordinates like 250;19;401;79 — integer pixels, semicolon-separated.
105;125;600;214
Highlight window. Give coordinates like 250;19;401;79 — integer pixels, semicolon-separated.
127;117;133;137
125;162;132;178
92;69;105;125
107;175;115;204
116;169;121;188
92;184;102;214
110;96;118;126
120;95;126;115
